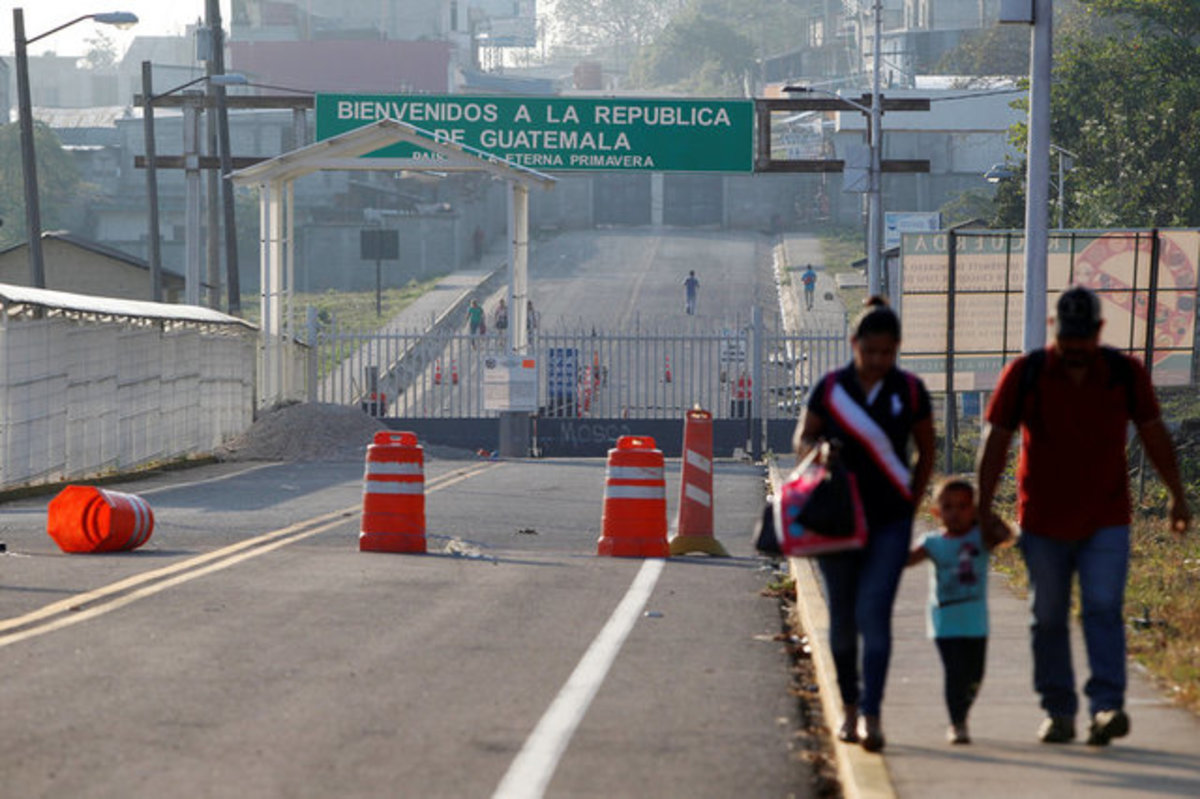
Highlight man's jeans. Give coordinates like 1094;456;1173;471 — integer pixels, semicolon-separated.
817;518;912;717
1019;526;1130;716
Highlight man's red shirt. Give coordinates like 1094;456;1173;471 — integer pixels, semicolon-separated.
985;347;1159;541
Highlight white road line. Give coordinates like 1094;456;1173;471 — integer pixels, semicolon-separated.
491;558;666;799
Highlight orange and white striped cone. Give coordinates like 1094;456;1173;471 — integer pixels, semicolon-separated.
434;360;443;385
451;359;459;385
597;436;669;558
360;430;426;553
46;485;155;553
664;355;672;383
669;409;728;556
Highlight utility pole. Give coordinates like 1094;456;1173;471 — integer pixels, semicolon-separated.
207;0;241;314
141;61;163;302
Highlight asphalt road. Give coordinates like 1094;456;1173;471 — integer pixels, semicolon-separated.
0;453;808;798
406;229;782;418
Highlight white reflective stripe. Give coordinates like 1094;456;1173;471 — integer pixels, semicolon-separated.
827;380;913;500
604;484;665;500
684;483;711;508
685;449;711;474
364;481;425;495
365;461;423;476
606;465;663;481
128;498;152;546
104;490;153;548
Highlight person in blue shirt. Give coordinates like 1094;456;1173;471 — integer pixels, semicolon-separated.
908;477;1014;744
683;270;700;315
801;264;817;310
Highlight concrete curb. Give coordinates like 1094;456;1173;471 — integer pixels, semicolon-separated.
766;458;896;799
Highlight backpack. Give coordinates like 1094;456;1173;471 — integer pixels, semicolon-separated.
1005;346;1137;430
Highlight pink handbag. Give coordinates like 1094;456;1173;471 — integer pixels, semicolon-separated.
772;445;868;557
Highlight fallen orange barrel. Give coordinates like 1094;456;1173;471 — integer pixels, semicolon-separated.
669;408;728;556
46;485;155;553
597;435;669;558
360;430;426;553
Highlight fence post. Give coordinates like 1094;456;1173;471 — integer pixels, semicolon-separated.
751;305;764;459
944;228;959;473
306;305;318;403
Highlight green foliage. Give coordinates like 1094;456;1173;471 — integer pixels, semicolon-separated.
1052;28;1200;227
628;11;755;95
552;0;678;52
934;25;1030;76
0;122;82;249
1083;0;1200;38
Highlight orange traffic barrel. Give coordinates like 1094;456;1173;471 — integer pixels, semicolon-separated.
360;430;426;553
669;408;728;556
597;435;669;558
46;485;155;553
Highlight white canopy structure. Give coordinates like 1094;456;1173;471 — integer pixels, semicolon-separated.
230;118;555;407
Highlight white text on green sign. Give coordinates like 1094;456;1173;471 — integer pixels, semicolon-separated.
315;94;754;173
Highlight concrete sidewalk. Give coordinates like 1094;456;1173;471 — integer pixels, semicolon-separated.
772;458;1200;799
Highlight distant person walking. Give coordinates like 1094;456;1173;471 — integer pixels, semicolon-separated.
494;299;509;337
684;270;700;315
792;296;935;752
467;299;484;348
526;299;539;335
801;264;817;311
977;285;1191;746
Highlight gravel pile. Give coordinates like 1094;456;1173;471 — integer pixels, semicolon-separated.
216;402;387;462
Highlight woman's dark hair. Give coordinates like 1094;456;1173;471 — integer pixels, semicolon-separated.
853;295;901;341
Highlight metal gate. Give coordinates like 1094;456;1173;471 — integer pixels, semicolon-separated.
315;318;850;423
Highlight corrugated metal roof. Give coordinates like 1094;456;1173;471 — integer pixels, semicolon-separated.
0;282;256;329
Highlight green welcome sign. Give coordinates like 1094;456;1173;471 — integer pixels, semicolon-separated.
315;94;754;173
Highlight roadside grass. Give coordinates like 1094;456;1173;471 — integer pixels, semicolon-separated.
812;225;868;310
239;276;445;332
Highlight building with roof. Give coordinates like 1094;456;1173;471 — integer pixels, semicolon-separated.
0;233;184;303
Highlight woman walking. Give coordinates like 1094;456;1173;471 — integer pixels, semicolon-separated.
792;296;935;751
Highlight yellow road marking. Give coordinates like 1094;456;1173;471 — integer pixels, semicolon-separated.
0;461;501;647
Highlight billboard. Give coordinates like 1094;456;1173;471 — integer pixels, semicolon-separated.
899;229;1199;389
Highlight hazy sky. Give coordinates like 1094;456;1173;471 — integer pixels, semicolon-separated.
2;2;227;59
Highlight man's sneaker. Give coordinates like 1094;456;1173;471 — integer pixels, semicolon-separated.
1086;709;1130;746
1037;715;1076;743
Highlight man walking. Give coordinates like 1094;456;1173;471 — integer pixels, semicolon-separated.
683;270;700;315
801;264;817;311
977;286;1190;746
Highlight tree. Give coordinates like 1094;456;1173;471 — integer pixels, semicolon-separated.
978;0;1200;229
1049;1;1200;227
934;25;1030;77
81;32;118;70
0;122;83;250
551;0;681;67
628;11;755;95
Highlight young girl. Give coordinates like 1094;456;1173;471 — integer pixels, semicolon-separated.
908;477;1013;744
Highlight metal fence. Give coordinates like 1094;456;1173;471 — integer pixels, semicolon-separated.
313;318;851;421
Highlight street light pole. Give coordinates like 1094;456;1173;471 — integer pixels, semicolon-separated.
1023;0;1053;351
142;60;163;301
868;0;884;297
782;82;884;297
13;8;137;289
